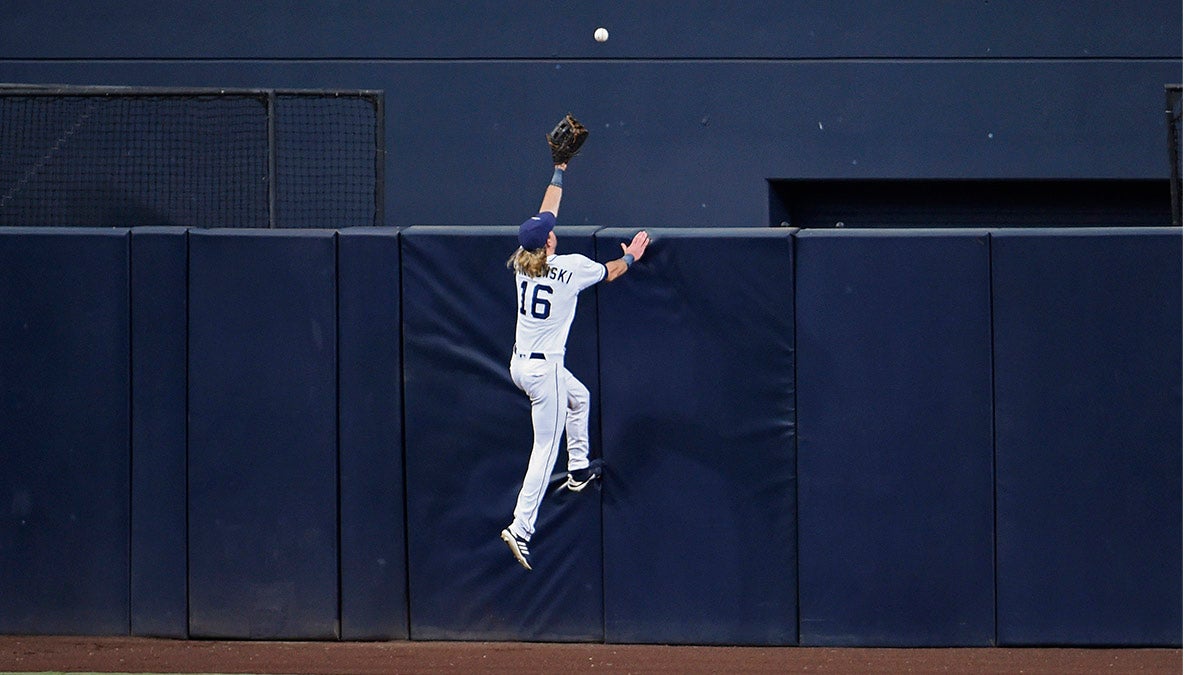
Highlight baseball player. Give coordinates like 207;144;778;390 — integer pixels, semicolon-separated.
500;119;650;571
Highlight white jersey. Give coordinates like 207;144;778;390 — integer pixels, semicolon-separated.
513;253;606;357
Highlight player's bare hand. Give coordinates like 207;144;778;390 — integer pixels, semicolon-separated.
621;231;651;261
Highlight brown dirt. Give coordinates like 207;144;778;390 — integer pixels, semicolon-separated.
0;636;1182;674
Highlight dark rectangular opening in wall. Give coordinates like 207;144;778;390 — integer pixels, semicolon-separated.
768;179;1173;229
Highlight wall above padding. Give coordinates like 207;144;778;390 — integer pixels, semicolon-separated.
0;0;1181;230
0;1;1180;59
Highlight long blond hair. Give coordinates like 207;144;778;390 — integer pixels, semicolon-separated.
507;247;549;278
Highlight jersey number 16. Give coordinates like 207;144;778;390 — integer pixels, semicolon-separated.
519;281;553;319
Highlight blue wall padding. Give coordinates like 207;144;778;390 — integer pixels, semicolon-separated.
992;229;1182;646
337;228;408;639
794;230;995;646
187;229;339;639
0;224;1182;644
130;227;189;638
0;228;131;634
596;228;798;646
401;226;603;641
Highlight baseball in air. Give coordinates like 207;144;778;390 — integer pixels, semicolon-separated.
594;27;609;43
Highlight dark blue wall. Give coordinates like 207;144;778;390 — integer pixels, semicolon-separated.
597;229;798;646
795;231;995;646
0;1;1179;59
0;2;1181;229
338;228;407;640
0;225;1180;645
401;226;604;642
992;229;1182;645
187;230;340;639
130;227;189;638
0;228;131;634
0;0;1182;647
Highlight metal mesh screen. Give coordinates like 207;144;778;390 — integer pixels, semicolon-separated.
275;93;382;229
0;86;383;228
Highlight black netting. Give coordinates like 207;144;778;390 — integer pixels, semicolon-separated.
275;93;380;229
0;87;382;228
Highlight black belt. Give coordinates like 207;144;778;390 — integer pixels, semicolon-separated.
514;349;546;360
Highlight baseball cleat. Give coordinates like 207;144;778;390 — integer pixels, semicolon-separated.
564;467;598;492
500;527;532;570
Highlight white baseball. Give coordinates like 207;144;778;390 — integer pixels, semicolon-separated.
594;27;609;43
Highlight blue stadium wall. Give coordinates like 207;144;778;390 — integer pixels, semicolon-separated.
0;1;1182;228
0;226;1181;645
0;1;1182;647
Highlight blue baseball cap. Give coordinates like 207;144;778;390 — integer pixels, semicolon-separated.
518;212;556;251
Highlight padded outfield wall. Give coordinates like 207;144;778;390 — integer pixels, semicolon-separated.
0;0;1182;648
0;226;1180;646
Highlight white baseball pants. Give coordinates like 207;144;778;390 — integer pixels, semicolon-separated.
508;354;591;540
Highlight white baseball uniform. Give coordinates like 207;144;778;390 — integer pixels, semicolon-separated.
508;252;607;541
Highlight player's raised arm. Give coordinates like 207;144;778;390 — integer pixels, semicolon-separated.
604;230;650;282
538;163;567;216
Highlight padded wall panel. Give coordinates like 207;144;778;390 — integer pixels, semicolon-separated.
0;228;131;634
338;228;407;639
598;228;797;646
402;226;602;641
130;227;189;637
992;228;1181;646
187;230;339;639
794;230;994;646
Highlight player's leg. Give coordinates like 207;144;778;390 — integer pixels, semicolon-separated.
509;361;569;540
561;369;601;492
563;369;591;472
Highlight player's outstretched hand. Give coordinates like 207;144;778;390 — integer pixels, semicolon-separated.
622;231;651;261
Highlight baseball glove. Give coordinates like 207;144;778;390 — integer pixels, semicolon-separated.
547;113;589;164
